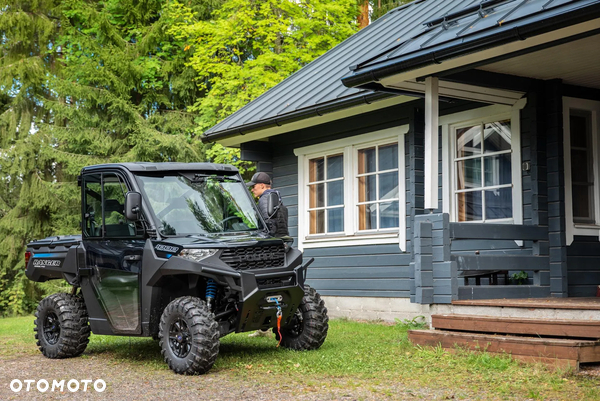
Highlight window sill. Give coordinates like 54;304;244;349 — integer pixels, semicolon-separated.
301;232;400;249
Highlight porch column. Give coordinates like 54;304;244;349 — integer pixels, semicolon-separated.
424;77;439;211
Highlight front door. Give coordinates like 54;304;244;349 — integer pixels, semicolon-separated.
82;172;145;334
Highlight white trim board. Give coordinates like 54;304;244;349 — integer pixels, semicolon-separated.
562;96;600;245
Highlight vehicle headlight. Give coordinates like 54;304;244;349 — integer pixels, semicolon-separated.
178;249;218;263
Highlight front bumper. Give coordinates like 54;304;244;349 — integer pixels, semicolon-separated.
235;263;307;333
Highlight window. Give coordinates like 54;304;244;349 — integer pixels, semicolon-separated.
357;144;400;230
454;120;512;222
83;173;137;238
308;154;344;234
441;104;523;224
563;97;600;244
295;127;407;250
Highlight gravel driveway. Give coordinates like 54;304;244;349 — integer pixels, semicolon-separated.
0;353;454;401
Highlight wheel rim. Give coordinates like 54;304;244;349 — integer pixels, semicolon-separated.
43;312;60;345
169;318;191;358
285;309;304;338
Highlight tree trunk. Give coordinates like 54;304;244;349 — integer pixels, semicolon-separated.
358;0;369;29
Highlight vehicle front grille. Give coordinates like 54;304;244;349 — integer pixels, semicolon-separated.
220;245;285;270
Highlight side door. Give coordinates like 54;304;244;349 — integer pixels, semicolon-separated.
81;172;145;334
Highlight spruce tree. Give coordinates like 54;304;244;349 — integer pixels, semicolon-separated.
0;0;221;314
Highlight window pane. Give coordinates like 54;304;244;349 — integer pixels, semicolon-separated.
483;121;511;153
379;171;399;200
571;150;590;183
572;184;593;221
457;191;482;221
380;201;399;229
327;181;343;206
327;154;343;179
457;125;482;157
570;112;591;148
456;159;481;189
358;204;377;230
378;144;398;171
309;183;324;208
358;175;377;202
484;153;512;187
327;207;344;233
358;147;376;174
570;110;594;223
485;188;512;220
309;209;325;234
309;158;324;182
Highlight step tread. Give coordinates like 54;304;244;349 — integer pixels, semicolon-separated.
409;329;599;346
431;314;600;338
432;314;600;326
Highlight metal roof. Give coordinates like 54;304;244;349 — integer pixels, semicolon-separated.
342;0;600;88
202;0;477;142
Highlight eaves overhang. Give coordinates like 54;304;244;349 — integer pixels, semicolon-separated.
201;89;424;144
342;0;600;89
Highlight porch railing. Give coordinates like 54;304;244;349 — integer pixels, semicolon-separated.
411;213;550;304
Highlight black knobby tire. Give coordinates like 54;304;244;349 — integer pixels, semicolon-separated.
159;296;220;375
275;285;329;350
34;293;91;359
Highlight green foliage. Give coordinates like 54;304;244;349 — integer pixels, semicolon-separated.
370;0;413;22
511;270;529;285
168;0;359;133
0;0;219;315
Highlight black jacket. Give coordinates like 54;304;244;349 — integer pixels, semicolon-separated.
258;189;289;237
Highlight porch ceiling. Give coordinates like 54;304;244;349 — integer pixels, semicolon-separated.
478;33;600;89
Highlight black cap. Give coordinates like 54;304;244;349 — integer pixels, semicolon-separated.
246;172;272;187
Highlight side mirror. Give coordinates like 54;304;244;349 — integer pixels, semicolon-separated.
266;192;280;218
124;191;142;221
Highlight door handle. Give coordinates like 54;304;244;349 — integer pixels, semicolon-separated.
124;255;142;261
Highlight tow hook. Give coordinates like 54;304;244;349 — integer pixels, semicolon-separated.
265;296;283;346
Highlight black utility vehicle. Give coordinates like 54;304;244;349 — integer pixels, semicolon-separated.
25;163;328;374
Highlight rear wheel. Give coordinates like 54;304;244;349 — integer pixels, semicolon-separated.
34;293;90;358
275;286;328;350
159;296;219;375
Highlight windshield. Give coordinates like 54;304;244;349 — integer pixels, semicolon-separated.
136;174;263;236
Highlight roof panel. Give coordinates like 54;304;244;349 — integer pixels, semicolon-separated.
204;0;473;138
343;0;600;88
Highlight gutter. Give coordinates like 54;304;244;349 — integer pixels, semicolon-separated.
201;90;417;143
341;1;600;89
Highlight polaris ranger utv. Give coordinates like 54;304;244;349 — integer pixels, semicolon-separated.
25;163;328;375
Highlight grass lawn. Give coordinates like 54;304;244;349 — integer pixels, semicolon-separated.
1;315;598;400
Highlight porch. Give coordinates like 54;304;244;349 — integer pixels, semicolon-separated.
412;297;600;371
409;212;600;304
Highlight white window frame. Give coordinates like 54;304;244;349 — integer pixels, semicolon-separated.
294;126;408;251
563;97;600;245
441;103;524;225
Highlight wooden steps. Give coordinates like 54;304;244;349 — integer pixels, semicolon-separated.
408;314;600;370
432;314;600;339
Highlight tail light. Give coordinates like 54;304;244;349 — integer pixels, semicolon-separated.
25;251;32;267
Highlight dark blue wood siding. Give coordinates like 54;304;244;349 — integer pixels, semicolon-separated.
567;237;600;297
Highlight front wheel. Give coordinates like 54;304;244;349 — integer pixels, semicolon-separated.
34;293;90;358
275;286;329;350
159;296;219;375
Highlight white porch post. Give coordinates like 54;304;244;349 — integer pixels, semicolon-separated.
424;76;439;211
